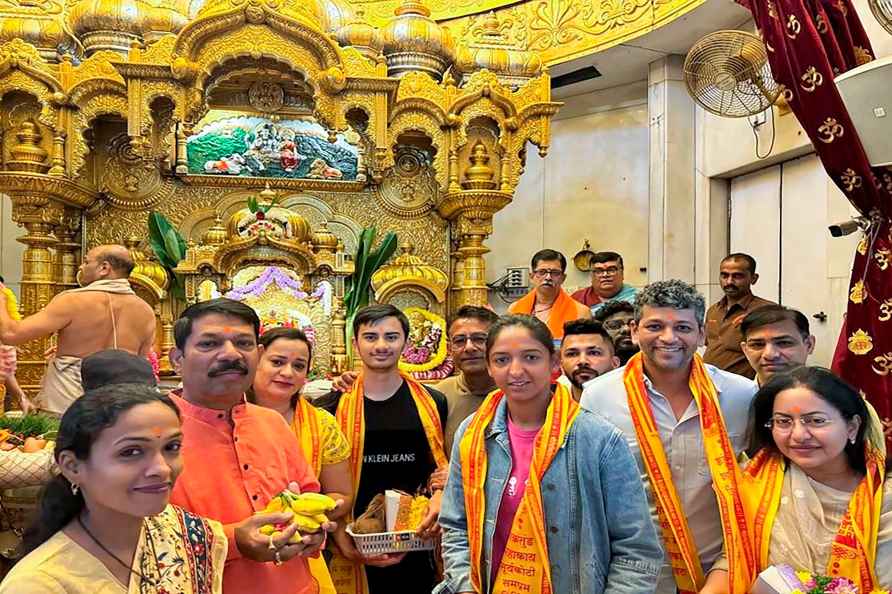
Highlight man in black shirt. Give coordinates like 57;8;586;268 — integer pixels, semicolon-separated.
322;304;447;594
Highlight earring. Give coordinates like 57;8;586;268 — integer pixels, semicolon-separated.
849;437;856;445
71;483;79;496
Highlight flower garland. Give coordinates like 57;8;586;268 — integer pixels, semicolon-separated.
398;307;448;374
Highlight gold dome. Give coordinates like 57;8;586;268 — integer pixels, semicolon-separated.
202;216;227;246
0;16;67;61
312;221;340;250
67;0;148;54
336;9;384;60
125;236;170;293
141;3;189;43
371;241;448;301
455;12;542;87
380;0;455;80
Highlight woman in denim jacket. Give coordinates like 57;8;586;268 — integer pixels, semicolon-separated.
435;315;662;594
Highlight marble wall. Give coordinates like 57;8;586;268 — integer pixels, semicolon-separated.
485;82;651;312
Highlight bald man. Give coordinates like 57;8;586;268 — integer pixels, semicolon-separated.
0;244;156;414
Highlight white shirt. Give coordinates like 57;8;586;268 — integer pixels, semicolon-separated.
580;363;756;594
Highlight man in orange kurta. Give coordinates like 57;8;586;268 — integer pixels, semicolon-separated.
168;298;328;594
509;249;591;341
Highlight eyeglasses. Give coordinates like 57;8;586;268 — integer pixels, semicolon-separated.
533;269;563;279
450;334;488;349
603;318;632;331
764;414;834;433
593;266;621;277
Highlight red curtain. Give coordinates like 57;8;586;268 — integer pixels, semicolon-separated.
737;0;892;442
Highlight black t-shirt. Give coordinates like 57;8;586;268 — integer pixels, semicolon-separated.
320;381;447;594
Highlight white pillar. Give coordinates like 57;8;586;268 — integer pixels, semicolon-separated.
648;55;697;283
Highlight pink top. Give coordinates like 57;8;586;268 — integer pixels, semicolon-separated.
491;417;539;582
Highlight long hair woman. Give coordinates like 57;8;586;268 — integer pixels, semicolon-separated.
701;366;891;593
251;327;352;594
0;383;227;593
435;314;662;594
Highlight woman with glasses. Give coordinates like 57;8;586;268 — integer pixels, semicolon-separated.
700;366;891;593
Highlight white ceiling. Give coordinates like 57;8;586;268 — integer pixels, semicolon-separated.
550;0;752;99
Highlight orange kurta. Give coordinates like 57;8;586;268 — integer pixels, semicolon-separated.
170;393;322;594
509;288;586;339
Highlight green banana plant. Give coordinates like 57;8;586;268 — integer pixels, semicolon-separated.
147;212;188;300
343;227;398;362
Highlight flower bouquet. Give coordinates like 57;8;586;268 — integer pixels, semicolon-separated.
753;565;890;594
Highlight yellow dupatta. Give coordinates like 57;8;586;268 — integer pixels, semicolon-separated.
729;444;887;593
290;396;336;594
460;383;580;594
330;372;447;594
293;396;324;475
623;352;754;594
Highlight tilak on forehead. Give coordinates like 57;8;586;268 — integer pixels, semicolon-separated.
152;427;163;437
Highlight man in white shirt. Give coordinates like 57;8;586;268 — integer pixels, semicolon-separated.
580;280;756;594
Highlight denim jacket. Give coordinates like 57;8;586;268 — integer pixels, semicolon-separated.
434;400;662;594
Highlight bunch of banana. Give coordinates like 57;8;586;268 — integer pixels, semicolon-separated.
259;491;337;543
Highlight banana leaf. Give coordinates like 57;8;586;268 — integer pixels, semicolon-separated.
147;212;188;300
343;227;398;364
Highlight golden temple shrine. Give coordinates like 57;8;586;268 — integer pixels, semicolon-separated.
0;0;568;389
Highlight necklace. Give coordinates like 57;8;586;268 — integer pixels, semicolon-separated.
77;514;159;588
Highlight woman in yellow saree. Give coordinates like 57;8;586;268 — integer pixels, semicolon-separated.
0;384;227;594
701;367;892;594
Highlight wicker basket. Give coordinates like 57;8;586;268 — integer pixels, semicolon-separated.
346;525;435;556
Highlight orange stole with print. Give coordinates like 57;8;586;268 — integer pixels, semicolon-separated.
330;373;447;594
508;288;580;340
732;447;886;593
460;383;580;594
623;353;754;594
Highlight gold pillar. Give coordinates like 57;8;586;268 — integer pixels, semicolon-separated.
453;217;490;308
54;208;81;291
11;196;64;396
158;302;176;375
439;141;511;311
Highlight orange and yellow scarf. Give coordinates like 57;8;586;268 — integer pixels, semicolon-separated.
508;288;579;340
623;352;753;594
727;445;886;593
292;396;324;476
460;382;580;594
290;396;336;594
330;373;447;594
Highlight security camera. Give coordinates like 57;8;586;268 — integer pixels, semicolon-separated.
828;217;868;237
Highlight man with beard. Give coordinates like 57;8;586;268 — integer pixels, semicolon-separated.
594;300;638;365
167;298;331;594
703;253;774;379
558;319;620;401
580;280;755;594
740;305;815;387
509;249;590;342
319;304;447;594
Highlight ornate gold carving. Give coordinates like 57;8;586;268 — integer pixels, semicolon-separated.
248;80;284;112
377;144;438;217
6;120;50;173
